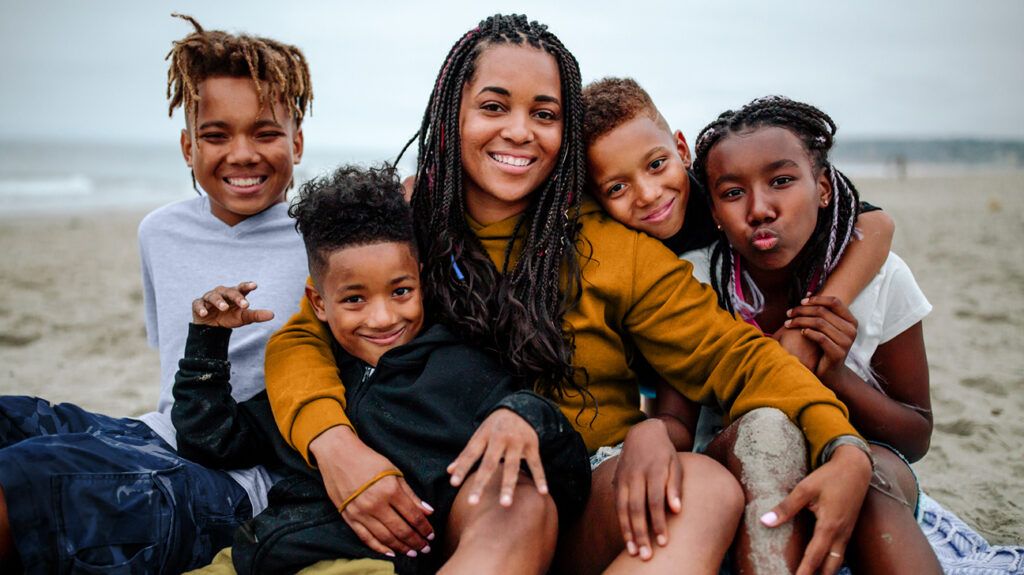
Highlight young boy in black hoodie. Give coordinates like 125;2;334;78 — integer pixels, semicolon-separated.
171;164;589;574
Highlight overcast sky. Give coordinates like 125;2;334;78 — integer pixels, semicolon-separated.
2;0;1022;154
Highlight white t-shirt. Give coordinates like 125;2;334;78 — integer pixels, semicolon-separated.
682;244;932;449
136;196;309;513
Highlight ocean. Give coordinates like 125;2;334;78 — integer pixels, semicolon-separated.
2;138;1021;216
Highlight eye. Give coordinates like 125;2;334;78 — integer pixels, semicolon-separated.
534;109;559;122
606;183;626;198
199;132;227;143
721;187;744;200
341;295;365;304
649;158;666;171
772;176;795;187
481;102;506;113
393;287;414;298
256;130;285;140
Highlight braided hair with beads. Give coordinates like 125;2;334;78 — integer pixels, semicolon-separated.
691;96;862;316
400;14;588;401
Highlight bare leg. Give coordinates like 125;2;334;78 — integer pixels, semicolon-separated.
554;452;743;575
440;470;558;575
846;447;940;574
705;408;811;575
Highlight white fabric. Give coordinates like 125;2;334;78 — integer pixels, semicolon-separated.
136;196;309;514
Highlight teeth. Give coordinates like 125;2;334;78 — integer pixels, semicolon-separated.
226;177;263;187
491;154;531;167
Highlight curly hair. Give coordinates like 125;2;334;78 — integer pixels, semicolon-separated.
582;77;668;149
398;14;588;402
165;13;312;129
691;96;862;314
289;164;414;285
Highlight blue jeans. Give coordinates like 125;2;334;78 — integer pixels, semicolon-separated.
0;396;252;574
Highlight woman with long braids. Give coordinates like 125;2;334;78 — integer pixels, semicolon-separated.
265;16;873;574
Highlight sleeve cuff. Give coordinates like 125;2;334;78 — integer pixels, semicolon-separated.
184;323;231;360
290;397;354;466
797;403;861;467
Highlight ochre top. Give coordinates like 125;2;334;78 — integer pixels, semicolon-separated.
265;199;858;466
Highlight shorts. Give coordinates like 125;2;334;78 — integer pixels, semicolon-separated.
589;442;624;471
0;395;252;574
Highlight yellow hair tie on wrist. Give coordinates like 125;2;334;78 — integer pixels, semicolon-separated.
337;469;404;514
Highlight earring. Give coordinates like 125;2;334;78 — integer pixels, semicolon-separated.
716;223;722;230
821;199;829;208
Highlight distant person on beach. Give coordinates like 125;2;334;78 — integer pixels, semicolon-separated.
0;15;311;573
263;14;876;575
172;165;590;573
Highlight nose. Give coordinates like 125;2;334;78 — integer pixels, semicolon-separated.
500;111;533;145
747;188;776;225
226;136;260;165
635;177;662;208
365;299;398;330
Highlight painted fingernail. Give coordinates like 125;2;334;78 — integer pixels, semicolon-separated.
801;298;810;305
449;475;460;486
468;493;480;505
240;299;248;308
421;502;435;513
626;541;638;555
760;511;778;526
640;545;652;560
786;309;794;317
427;532;435;541
500;494;512;506
421;545;431;554
538;483;549;494
672;496;682;510
406;550;418;558
784;319;792;327
385;551;395;557
218;302;228;310
657;534;668;546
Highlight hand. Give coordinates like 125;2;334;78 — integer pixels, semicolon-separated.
773;324;821;372
192;282;274;328
310;426;434;557
613;419;683;561
783;296;859;380
760;444;872;575
447;408;548;508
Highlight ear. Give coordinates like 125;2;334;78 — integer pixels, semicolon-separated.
292;126;305;165
674;130;692;169
817;167;833;208
180;129;193;167
305;284;328;323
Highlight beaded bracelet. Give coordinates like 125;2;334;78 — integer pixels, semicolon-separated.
337;469;404;514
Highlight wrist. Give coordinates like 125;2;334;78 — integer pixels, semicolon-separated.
820;434;874;472
309;424;359;461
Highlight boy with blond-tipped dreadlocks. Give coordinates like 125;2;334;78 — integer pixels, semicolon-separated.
0;15;312;573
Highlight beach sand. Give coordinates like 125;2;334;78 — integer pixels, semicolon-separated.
1;172;1021;543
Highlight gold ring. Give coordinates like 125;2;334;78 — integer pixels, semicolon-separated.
828;551;842;559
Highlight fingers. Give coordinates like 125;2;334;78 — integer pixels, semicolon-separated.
761;481;810;528
498;444;524;507
240;308;275;324
465;440;504;506
615;479;639;558
627;475;654;560
796;519;848;575
192;282;261;324
447;433;486;489
343;478;430;557
346;518;397;558
523;446;549;496
646;470;668;549
393;479;436;541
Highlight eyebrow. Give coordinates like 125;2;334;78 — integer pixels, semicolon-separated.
478;86;560;105
196;118;284;131
712;158;800;188
390;275;416;285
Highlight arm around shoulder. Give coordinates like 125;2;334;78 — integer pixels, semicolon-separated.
264;286;354;465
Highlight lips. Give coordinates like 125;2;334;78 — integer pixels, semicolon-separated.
751;228;780;251
642;197;676;223
360;326;407;347
223;175;268;192
489;152;535;171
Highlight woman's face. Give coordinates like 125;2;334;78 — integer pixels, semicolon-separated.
459;43;563;225
705;126;831;274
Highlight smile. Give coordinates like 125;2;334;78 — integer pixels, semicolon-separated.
360;326;407;347
489;153;535;168
223;176;268;188
642;197;676;223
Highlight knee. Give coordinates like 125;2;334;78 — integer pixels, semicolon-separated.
732;408;807;496
870;446;918;507
679;453;744;518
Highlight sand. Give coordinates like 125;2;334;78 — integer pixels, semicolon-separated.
1;172;1021;543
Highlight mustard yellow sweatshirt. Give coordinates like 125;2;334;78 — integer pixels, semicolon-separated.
265;199;858;465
